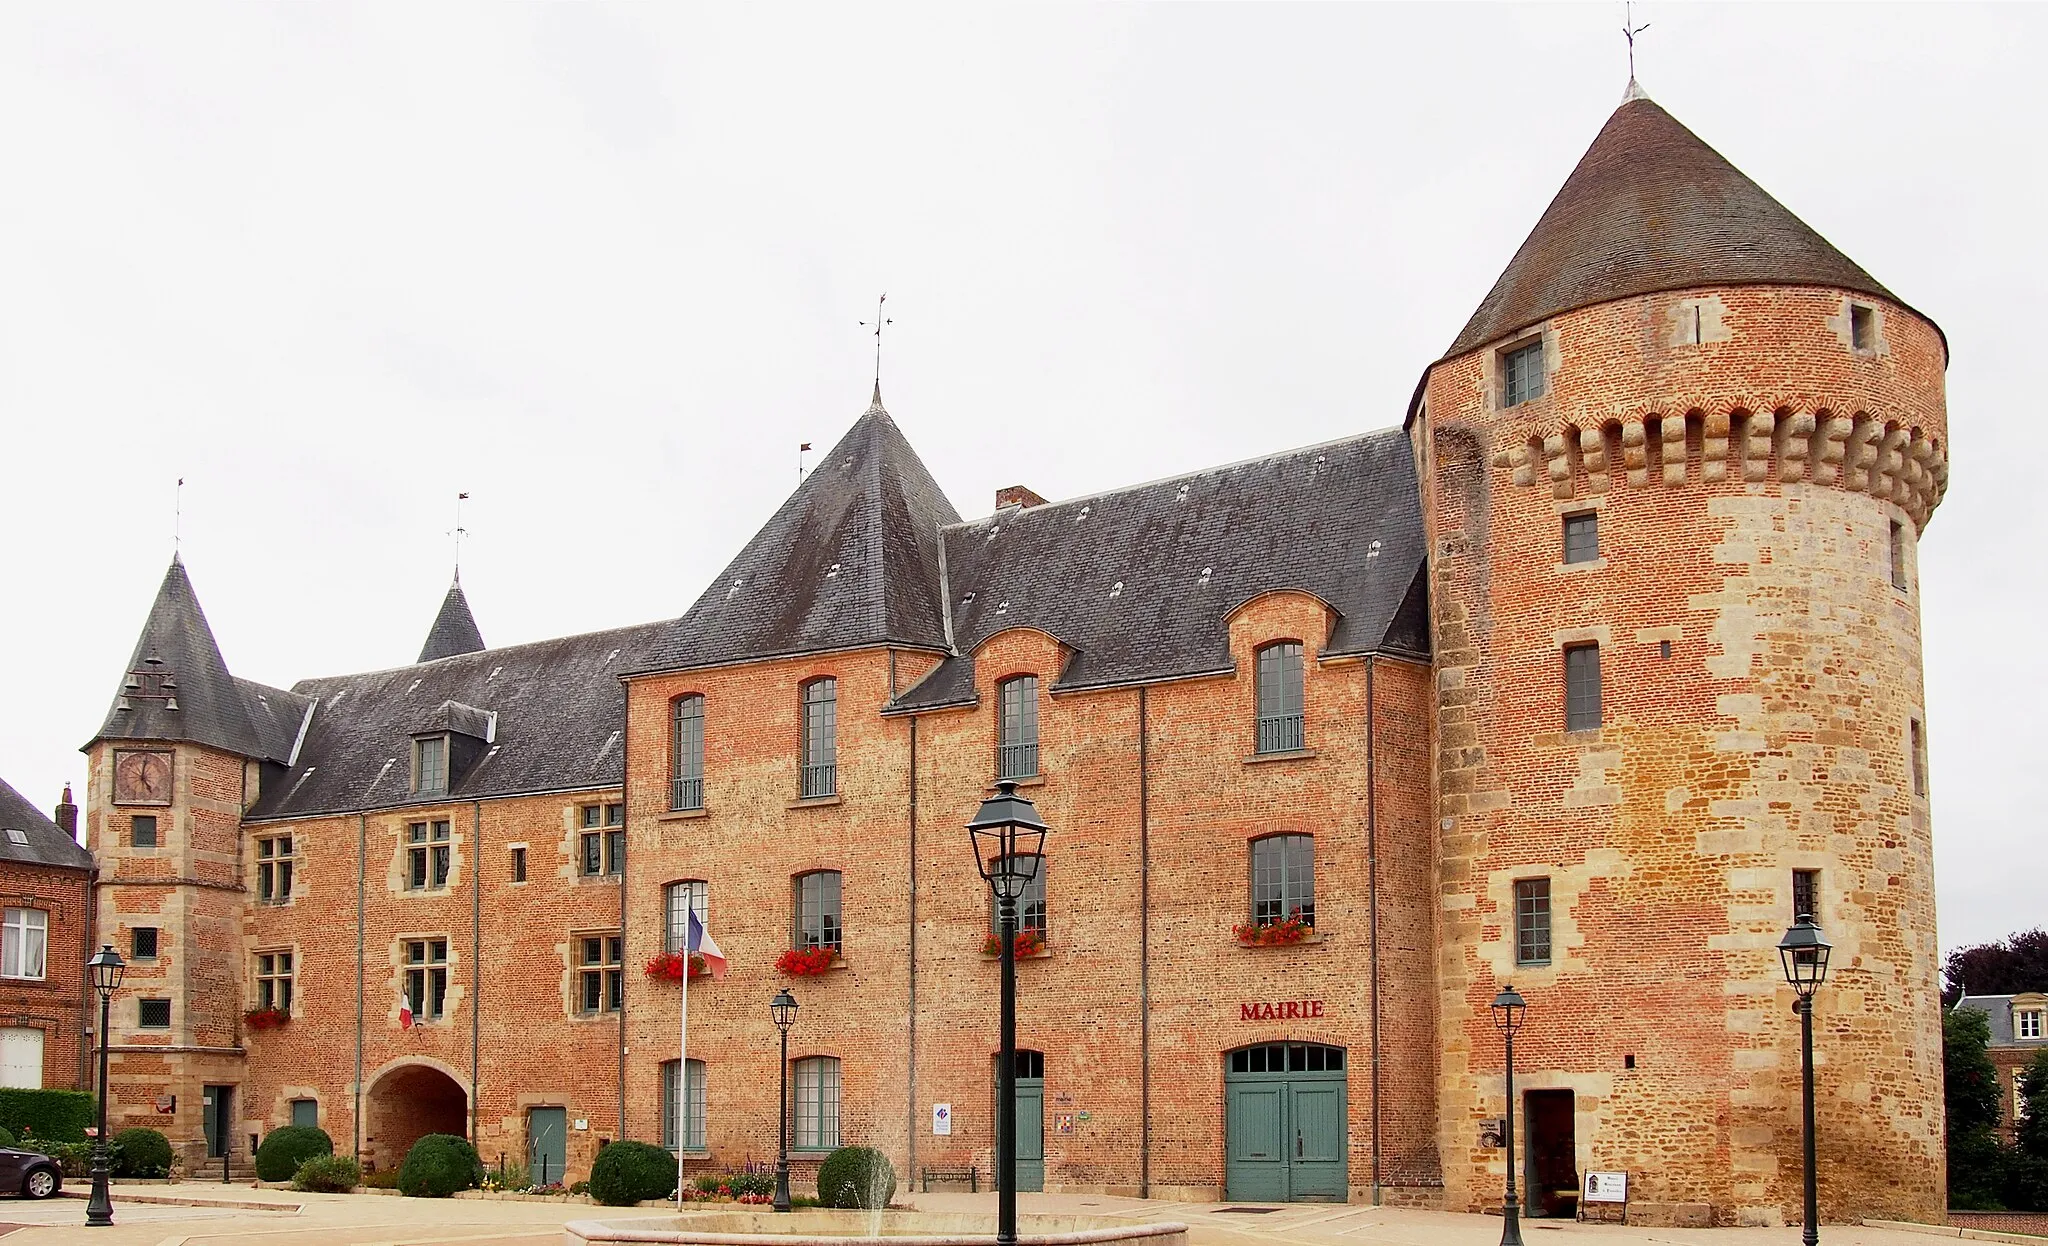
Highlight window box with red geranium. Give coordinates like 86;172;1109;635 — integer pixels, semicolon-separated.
776;946;839;976
644;951;713;982
980;929;1050;960
243;1007;291;1031
1234;910;1314;947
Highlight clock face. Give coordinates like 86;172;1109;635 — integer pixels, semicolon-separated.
113;750;172;806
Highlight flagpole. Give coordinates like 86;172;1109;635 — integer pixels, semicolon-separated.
677;919;689;1211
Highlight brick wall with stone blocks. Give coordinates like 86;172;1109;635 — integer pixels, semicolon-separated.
1420;285;1948;1226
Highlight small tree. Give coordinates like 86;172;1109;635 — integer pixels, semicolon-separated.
2008;1051;2048;1211
1945;1006;2007;1209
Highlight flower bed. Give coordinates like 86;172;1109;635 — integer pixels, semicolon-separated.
775;946;837;976
980;929;1047;958
644;952;711;982
243;1007;292;1031
1233;911;1312;946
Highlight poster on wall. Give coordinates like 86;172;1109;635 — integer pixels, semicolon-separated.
932;1104;952;1136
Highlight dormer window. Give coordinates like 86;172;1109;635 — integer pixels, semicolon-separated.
413;736;448;794
2020;1008;2045;1041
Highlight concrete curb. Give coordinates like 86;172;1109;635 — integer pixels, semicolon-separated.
58;1189;300;1213
1865;1220;2047;1243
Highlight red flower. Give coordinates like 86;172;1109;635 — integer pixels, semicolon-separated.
981;929;1048;958
776;946;837;976
242;1007;291;1031
1234;910;1313;946
644;952;712;981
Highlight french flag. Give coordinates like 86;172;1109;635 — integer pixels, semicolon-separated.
688;909;727;980
399;986;415;1031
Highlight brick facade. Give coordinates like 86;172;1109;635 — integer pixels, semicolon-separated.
0;860;92;1092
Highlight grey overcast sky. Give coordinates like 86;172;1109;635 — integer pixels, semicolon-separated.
1;4;2039;955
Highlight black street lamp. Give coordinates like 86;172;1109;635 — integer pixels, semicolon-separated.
1490;984;1527;1246
85;944;126;1228
770;989;799;1213
968;780;1048;1246
1778;916;1832;1246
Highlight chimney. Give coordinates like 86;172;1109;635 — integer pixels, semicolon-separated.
54;784;77;836
996;485;1048;510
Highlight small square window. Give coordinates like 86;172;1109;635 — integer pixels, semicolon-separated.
1563;513;1599;564
1503;340;1546;407
1851;304;1875;351
130;815;158;848
132;927;159;959
138;998;171;1029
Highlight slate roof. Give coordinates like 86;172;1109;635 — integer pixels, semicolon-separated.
1446;92;1935;359
887;427;1429;712
1957;995;2048;1048
246;621;666;821
419;579;487;664
89;557;299;763
0;777;93;872
632;389;961;675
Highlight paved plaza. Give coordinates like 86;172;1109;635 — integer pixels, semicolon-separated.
0;1187;1984;1246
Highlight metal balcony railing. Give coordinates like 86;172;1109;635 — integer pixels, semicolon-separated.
671;776;704;812
1256;712;1305;755
996;741;1039;780
800;762;837;800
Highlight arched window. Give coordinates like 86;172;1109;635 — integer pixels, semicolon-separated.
1250;834;1315;929
660;1058;706;1151
1255;642;1305;754
794;870;843;953
793;1056;841;1150
997;676;1040;779
664;880;708;954
672;694;705;811
800;679;837;799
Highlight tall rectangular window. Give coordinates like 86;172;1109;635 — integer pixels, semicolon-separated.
579;803;625;877
404;939;449;1023
1515;878;1552;966
138;999;171;1029
1563;512;1599;564
1910;719;1928;797
1889;520;1908;589
988;857;1048;938
1851;304;1875;350
407;821;451;890
1250;835;1315;928
131;927;158;960
1792;869;1820;921
130;815;158;848
661;1058;707;1151
800;680;838;799
510;846;527;883
793;1056;841;1150
665;881;708;954
997;677;1040;779
255;951;294;1012
0;909;47;981
256;835;294;904
1255;642;1306;754
795;871;843;953
577;935;624;1015
672;695;706;811
1565;645;1602;731
413;736;447;793
1503;340;1546;406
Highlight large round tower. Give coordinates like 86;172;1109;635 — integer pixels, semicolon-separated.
1418;90;1948;1226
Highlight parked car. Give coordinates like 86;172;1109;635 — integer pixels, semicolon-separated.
0;1148;61;1199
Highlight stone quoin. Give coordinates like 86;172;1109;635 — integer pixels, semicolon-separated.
76;88;1949;1225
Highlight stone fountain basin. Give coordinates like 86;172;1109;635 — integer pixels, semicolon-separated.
562;1211;1188;1246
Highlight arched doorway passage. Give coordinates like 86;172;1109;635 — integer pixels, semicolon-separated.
365;1062;469;1172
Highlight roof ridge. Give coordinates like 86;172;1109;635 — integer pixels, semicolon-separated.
291;618;670;690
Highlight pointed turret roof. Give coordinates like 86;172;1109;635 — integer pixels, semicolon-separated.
90;557;270;759
1446;92;1928;359
418;577;487;664
634;389;961;674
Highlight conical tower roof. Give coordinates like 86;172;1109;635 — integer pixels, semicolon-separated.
635;388;961;673
418;577;487;663
1446;92;1925;359
91;557;265;757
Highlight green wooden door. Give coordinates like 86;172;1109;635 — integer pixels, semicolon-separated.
528;1107;567;1186
1015;1080;1044;1192
1224;1044;1347;1202
290;1099;318;1129
202;1085;233;1158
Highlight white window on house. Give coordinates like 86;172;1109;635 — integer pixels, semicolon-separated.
579;804;625;877
255;951;294;1012
1;909;47;981
407;821;452;890
661;1058;707;1151
664;881;708;954
793;1055;841;1150
578;934;624;1015
256;835;294;904
404;939;449;1023
0;1028;42;1089
2019;1009;2045;1041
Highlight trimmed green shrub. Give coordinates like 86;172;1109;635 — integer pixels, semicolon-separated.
48;1140;107;1178
816;1146;894;1210
0;1125;16;1148
695;1170;774;1197
112;1127;173;1177
255;1125;334;1182
398;1134;481;1198
292;1153;362;1193
361;1167;400;1189
0;1088;95;1144
588;1140;676;1206
569;1179;590;1196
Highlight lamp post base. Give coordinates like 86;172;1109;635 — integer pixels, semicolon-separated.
85;1150;113;1227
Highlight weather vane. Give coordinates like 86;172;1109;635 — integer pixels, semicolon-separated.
450;492;470;580
173;477;184;554
1623;1;1650;83
860;293;892;389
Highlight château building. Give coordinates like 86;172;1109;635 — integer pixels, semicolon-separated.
80;87;1949;1224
